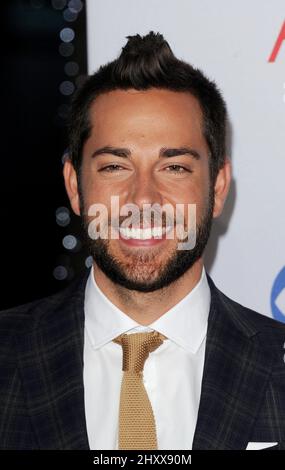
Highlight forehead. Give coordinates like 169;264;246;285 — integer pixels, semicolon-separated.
87;88;204;143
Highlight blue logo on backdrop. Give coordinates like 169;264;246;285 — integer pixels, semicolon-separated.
271;266;285;323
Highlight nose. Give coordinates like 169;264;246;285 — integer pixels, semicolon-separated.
127;169;163;209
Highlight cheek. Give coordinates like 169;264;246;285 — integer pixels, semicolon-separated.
80;169;109;207
172;182;210;225
172;175;209;206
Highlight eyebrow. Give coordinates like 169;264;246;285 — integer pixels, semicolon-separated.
91;145;201;160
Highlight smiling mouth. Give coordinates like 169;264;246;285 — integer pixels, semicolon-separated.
118;225;173;240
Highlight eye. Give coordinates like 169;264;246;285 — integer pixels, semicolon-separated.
98;164;124;172
165;165;191;174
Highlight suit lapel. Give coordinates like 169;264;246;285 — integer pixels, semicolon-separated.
192;276;276;450
16;269;91;449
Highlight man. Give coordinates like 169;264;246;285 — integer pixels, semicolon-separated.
1;31;285;451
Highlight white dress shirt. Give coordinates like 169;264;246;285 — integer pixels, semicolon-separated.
83;266;211;450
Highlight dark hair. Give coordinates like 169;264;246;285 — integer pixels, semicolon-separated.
68;31;227;183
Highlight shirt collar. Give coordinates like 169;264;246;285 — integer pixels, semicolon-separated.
84;265;210;354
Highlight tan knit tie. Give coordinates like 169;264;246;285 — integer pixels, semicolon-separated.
113;331;167;450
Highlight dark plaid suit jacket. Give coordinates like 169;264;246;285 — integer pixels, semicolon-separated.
1;267;285;450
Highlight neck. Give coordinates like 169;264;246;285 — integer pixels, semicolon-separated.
92;259;204;325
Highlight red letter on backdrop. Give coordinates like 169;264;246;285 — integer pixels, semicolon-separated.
268;21;285;62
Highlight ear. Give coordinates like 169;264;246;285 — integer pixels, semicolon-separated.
212;157;231;218
63;158;81;216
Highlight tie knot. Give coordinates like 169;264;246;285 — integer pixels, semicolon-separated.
113;331;167;373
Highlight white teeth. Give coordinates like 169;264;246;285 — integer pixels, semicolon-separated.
152;227;163;238
119;226;172;240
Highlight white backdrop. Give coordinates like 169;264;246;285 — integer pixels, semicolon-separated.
86;0;285;321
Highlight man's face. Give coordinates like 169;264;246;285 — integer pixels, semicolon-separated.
65;88;229;292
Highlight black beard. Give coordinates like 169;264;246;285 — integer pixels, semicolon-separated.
78;190;214;293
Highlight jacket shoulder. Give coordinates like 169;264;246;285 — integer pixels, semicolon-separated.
0;268;90;347
207;274;285;338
